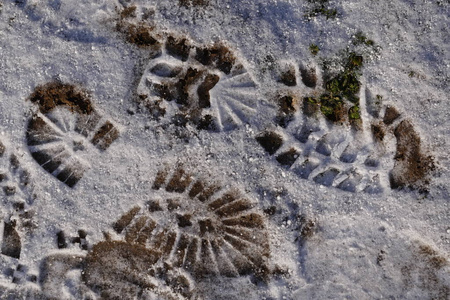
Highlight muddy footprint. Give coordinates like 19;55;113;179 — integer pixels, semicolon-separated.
257;60;434;194
0;137;38;289
37;164;270;299
26;82;120;188
117;4;258;132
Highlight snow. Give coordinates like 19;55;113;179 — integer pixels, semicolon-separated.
0;0;449;299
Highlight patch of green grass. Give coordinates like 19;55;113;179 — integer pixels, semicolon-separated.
408;71;416;78
309;44;320;56
326;73;361;101
320;105;334;116
348;105;360;119
319;93;345;122
310;34;379;124
305;96;318;104
346;52;364;70
353;31;375;47
324;52;363;103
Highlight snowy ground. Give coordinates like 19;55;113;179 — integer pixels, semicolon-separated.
0;0;449;299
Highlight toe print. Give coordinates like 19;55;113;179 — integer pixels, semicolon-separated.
26;82;120;187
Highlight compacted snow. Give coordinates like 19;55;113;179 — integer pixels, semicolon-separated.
0;0;449;299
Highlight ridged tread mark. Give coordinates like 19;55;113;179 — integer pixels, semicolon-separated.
1;221;21;259
135;27;258;132
256;126;379;193
258;59;435;193
26;83;120;188
0;138;37;265
104;165;269;282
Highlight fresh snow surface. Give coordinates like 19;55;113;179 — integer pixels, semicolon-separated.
0;0;449;299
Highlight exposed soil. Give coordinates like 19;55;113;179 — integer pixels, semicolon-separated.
166;36;192;61
28;82;93;115
109;166;271;282
195;43;236;75
371;122;385;142
383;105;401;125
178;0;210;7
390;120;435;190
278;65;297;86
1;221;21;259
90;121;120;151
302;97;319;117
119;23;161;48
137;33;243;130
278;95;297;115
82;241;160;300
116;6;161;51
276;148;300;167
120;6;137;19
256;131;284;155
275;94;298;127
296;215;317;241
197;73;220;109
165;167;193;193
0;141;5;157
113;206;141;234
299;67;317;88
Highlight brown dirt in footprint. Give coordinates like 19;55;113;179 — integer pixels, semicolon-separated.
1;221;21;259
82;241;160;300
116;7;161;51
28;82;93;115
278;65;297;87
131;12;254;132
302;97;319;117
120;6;137;19
371;122;385;142
104;166;271;282
275;95;298;127
178;0;210;7
278;95;297;115
0;141;5;157
390;120;435;190
90;121;121;151
195;43;236;75
166;36;192;61
399;242;449;299
276;148;300;167
299;67;317;88
256;131;284;155
383;106;401;125
119;23;161;48
27;82;120;187
197;73;220;109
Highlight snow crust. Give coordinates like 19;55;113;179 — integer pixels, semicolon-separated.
0;0;448;299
